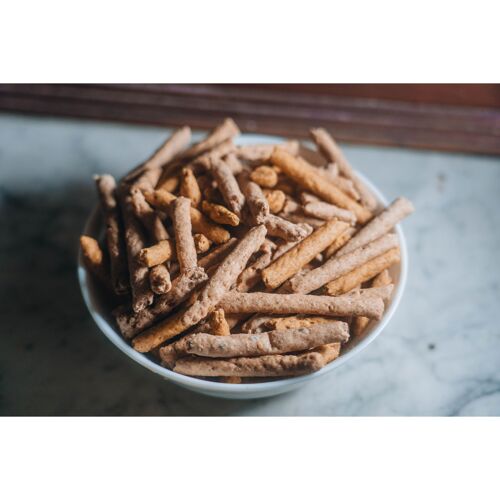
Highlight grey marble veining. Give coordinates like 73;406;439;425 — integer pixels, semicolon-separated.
1;112;499;416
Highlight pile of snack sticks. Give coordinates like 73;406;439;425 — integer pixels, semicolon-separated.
80;118;414;382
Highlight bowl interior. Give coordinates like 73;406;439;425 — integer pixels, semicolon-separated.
78;133;407;397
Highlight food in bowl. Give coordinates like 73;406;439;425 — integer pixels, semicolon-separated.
80;118;414;384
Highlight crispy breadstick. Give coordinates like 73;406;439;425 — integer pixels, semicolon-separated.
219;291;384;320
326;247;400;296
191;139;236;171
156;174;179;193
197;238;238;270
280;212;325;228
290;233;399;294
129;186;165;239
173;351;326;377
250;166;278;188
149;264;172;294
172;197;198;272
209;308;231;336
262;219;349;289
310;128;377;210
303;201;356;224
159;336;191;368
194;233;211;254
223;153;245;175
236;140;299;165
264;189;286;214
262;315;338;331
264;214;309;242
315;165;360;201
313;343;341;364
210;157;245;216
241;178;270;223
94;174;128;294
324;226;356;259
236;241;276;292
143;189;230;244
201;200;240;226
337;197;415;256
123;126;191;185
115;266;208;338
271;148;372;224
119;188;154;312
180;168;202;207
132;225;267;352
80;235;109;286
185;322;349;358
343;284;394;302
138;240;175;267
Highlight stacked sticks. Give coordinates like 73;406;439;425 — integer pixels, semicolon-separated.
80;118;414;382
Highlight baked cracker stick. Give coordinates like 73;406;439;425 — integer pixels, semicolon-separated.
119;188;154;312
185;322;349;358
123;126;191;185
353;270;392;336
201;200;240;226
303;201;356;224
198;238;238;270
318;169;360;201
324;226;356;259
271;148;372;224
343;284;394;302
264;213;309;242
114;266;208;339
180;167;202;207
313;343;341;364
310;128;377;210
280;212;326;229
172;196;198;272
263;315;340;331
250;166;278;188
210;157;245;216
236;244;275;292
132;225;267;352
241;178;270;223
209;308;231;336
262;219;349;289
149;264;172;294
138;240;175;267
143;189;230;244
219;291;384;320
326;247;400;296
94;174;128;294
290;233;399;294
159;336;191;369
173;351;326;377
236;140;299;165
80;236;110;286
264;189;286;214
337;197;415;256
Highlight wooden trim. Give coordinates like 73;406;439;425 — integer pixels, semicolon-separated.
0;84;499;155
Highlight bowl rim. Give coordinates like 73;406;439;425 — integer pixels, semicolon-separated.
78;133;408;395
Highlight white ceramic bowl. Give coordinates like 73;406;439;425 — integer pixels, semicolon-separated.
78;133;408;399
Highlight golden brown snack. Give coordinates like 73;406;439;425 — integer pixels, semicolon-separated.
324;226;356;259
261;315;338;331
264;189;286;214
180;167;202;207
80;235;109;286
149;264;172;294
326;247;401;295
250;166;278;188
172;196;198;273
302;200;356;224
194;233;212;254
201;200;240;226
94;174;129;294
313;343;341;364
262;219;349;289
271;148;372;224
209;308;231;336
197;238;238;270
138;240;175;267
210;157;245;216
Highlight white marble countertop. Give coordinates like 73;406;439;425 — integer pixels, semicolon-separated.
1;113;499;416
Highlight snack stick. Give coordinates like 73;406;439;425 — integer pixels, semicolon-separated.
250;166;278;188
271;148;372;224
194;233;211;254
241;178;270;223
264;189;286;213
290;233;399;294
352;270;392;336
132;225;267;352
326;248;400;296
159;336;191;368
184;322;349;358
303;201;356;224
201;200;240;226
219;291;384;320
209;308;231;336
94;174;128;294
156;175;179;193
210;157;245;216
280;212;325;229
119;188;154;312
337;197;415;256
123;126;191;185
129;186;164;239
315;166;360;201
80;235;110;286
149;264;172;294
343;284;394;302
236;240;276;292
264;213;309;242
310;128;377;210
197;238;238;269
143;189;230;244
324;226;356;259
313;343;341;364
180;167;202;207
172;197;198;272
236;140;299;165
223;153;245;175
138;240;175;267
173;351;326;377
115;266;208;339
240;314;279;333
191;139;236;171
261;315;338;331
262;219;349;289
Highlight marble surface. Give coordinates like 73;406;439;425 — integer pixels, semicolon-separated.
1;112;499;416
